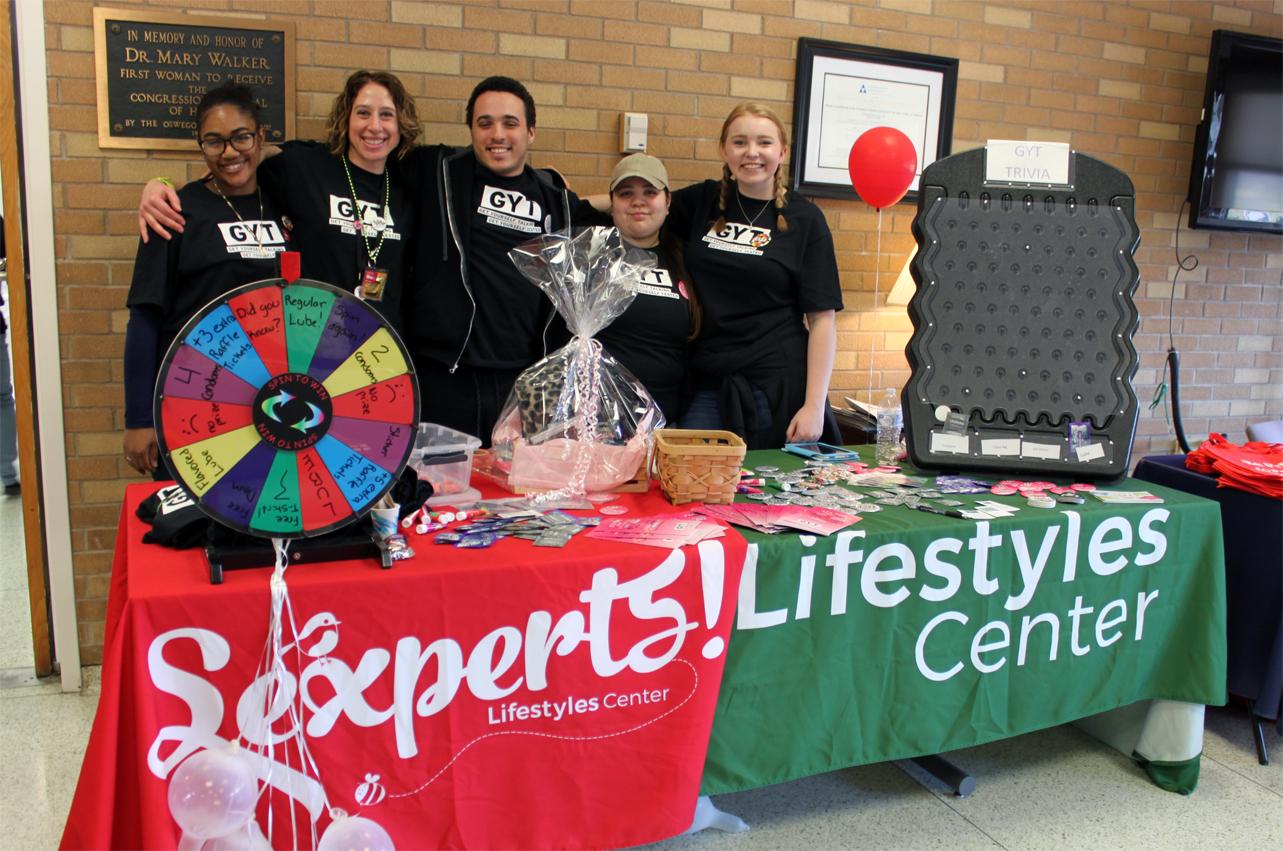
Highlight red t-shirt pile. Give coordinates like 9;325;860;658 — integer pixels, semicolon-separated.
1186;433;1283;500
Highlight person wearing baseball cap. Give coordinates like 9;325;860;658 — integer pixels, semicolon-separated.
597;153;700;423
610;153;669;190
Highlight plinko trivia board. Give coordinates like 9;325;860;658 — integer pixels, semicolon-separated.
154;278;419;538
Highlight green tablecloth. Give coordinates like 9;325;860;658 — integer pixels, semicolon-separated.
702;450;1227;795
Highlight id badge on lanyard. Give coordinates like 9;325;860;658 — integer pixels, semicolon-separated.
358;265;389;301
343;157;392;304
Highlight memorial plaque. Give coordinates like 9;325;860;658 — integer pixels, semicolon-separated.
93;7;295;151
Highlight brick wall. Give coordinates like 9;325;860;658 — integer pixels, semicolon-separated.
40;0;1283;662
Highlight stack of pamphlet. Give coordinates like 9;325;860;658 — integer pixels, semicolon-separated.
586;514;726;549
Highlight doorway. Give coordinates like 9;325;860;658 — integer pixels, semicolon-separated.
0;220;41;683
0;0;55;683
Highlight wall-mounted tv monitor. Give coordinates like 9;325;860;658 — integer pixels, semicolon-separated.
1187;30;1283;235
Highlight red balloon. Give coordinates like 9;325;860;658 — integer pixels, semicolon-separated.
847;127;918;209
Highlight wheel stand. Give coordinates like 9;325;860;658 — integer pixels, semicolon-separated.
204;533;392;584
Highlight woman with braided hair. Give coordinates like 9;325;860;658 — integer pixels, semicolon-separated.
669;102;843;449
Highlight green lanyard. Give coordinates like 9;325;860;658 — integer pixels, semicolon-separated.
341;154;390;266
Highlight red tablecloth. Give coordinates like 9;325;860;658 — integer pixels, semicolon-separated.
62;483;746;850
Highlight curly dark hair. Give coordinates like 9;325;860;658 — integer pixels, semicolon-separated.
195;81;260;131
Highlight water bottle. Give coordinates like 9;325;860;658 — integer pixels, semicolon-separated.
876;387;902;465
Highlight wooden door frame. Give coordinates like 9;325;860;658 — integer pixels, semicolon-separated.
0;0;51;676
3;0;81;691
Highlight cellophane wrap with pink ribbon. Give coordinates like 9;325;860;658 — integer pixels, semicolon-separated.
489;227;666;497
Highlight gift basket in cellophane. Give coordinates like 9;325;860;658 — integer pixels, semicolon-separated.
483;227;666;498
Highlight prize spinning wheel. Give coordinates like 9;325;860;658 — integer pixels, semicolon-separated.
155;277;419;538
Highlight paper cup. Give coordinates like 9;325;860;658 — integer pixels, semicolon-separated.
370;506;400;540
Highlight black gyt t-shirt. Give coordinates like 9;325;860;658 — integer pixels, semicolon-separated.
126;180;287;426
257;140;411;330
128;180;288;352
669;180;843;371
597;242;693;423
464;166;557;367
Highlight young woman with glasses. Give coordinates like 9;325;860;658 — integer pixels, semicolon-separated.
123;82;287;477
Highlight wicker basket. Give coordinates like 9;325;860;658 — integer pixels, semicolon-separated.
653;429;747;505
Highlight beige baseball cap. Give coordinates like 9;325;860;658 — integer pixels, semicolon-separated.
609;153;669;192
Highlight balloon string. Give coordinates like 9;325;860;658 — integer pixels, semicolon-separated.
867;207;883;405
263;537;289;845
256;538;331;850
281;586;328;848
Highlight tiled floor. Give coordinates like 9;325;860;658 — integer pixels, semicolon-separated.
643;705;1282;850
0;668;101;850
1;492;1280;849
3;684;1279;848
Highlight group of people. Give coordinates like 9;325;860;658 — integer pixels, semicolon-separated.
126;71;844;478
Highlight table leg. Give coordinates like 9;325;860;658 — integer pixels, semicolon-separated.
909;754;977;797
683;796;749;835
1249;701;1270;766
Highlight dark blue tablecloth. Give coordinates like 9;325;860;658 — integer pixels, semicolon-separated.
1134;454;1282;731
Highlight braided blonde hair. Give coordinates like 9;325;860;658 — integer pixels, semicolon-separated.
713;102;790;233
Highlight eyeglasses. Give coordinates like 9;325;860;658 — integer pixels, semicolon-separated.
199;131;259;156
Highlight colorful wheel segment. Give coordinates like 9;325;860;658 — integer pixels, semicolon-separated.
154;277;419;539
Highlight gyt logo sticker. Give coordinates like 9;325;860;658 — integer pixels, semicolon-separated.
327;195;400;239
702;222;771;255
217;220;286;259
478;185;543;234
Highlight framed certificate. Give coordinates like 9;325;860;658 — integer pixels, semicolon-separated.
791;38;958;203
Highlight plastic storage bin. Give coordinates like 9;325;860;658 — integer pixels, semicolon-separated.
410;423;482;506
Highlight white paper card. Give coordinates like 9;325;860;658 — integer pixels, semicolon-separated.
930;432;971;454
962;510;1000;520
1075;442;1106;462
1022;441;1062;460
981;438;1021;456
985;140;1071;185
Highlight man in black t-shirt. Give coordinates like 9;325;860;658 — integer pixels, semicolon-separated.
402;77;581;446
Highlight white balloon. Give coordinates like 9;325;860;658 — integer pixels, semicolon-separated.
166;748;258;840
204;820;272;851
318;815;396;851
